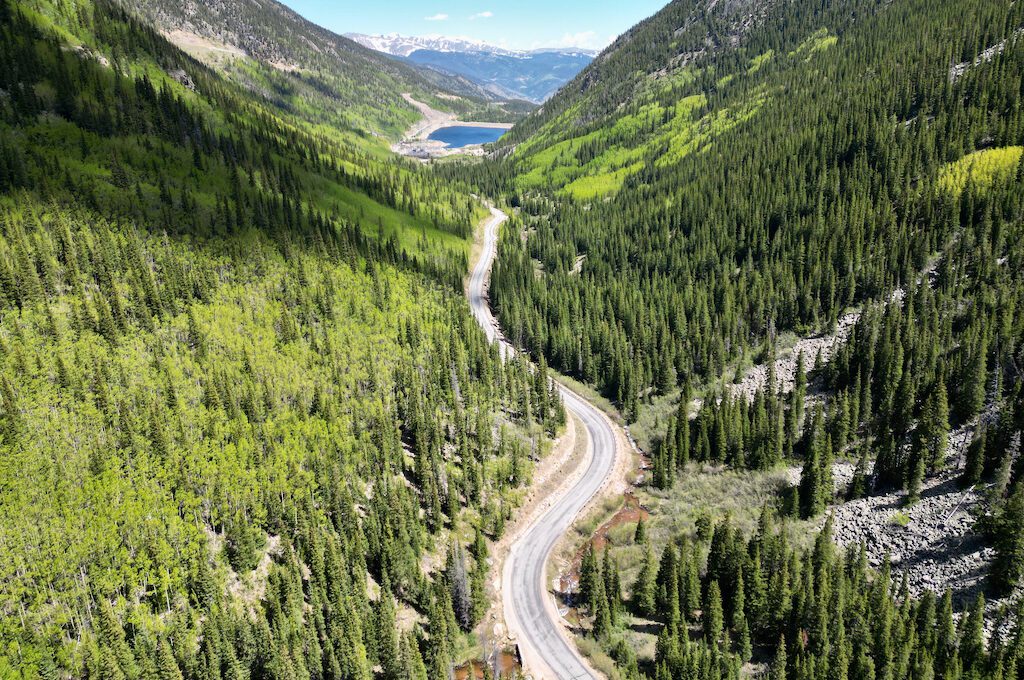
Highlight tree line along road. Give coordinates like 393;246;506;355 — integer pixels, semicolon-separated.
468;206;623;680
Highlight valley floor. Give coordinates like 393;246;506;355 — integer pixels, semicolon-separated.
394;94;513;159
468;206;633;679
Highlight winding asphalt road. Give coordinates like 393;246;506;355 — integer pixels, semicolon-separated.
469;206;619;680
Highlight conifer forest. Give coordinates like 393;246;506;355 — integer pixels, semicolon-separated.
2;0;1024;679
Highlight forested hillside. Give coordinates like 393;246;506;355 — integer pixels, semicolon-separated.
6;0;1024;676
124;0;530;137
487;0;1024;422
456;0;1024;676
0;0;562;677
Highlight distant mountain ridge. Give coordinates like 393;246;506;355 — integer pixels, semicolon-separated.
348;32;597;103
347;32;599;59
120;0;527;136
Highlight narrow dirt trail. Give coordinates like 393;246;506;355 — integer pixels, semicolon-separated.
468;206;625;679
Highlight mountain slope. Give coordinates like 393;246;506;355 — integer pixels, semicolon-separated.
476;0;1024;675
348;33;596;103
347;33;524;58
405;48;593;103
123;0;527;136
501;0;772;143
0;0;564;678
493;0;1024;412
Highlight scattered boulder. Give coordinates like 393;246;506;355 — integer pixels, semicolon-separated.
169;68;196;91
825;470;991;603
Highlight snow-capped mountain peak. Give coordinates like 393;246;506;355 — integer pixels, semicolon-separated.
345;33;511;57
345;33;598;104
346;33;599;59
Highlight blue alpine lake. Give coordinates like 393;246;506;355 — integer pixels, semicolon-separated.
428;125;508;148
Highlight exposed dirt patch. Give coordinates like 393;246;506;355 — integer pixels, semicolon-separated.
164;29;248;64
569;255;586;276
454;651;520;680
553;491;651;637
204;527;281;609
560;493;650;600
396;603;425;634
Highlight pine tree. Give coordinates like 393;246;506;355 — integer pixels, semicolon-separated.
376;591;401;680
426;584;455;679
602;547;622;624
799;409;831;518
961;335;988;420
470;563;488;625
428;645;451;680
654;544;680;627
906;442;926;506
832;391;851;452
795;352;808;427
96;599;136;679
737;616;753;662
579;543;600;613
225;515;262;573
99;647;127;680
675;391;691;469
990;444;1014;504
799;438;822;519
447;542;472;631
924;376;950;471
991;482;1024;596
0;376;23;445
960;594;987;675
703;580;724;647
961;427;986;488
398;632;427;680
770;636;788;680
936;590;957;675
156;640;183;680
593;577;612;639
680;545;701;622
191;553;216;609
731;570;746;634
632;546;657;617
849;442;871;500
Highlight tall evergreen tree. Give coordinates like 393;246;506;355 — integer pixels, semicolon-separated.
579;543;600;614
632;546;657;618
703;580;724;647
991;482;1024;596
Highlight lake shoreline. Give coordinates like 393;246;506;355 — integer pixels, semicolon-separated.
415;118;514;140
395;94;513;159
428;125;509;149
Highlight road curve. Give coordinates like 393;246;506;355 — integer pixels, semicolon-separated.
469;206;620;680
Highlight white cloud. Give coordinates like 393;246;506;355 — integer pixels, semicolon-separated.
469;11;493;20
530;31;613;51
424;13;449;21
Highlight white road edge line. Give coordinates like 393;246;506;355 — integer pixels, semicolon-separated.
468;205;625;680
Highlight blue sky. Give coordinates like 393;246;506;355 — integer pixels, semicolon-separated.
280;1;668;51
